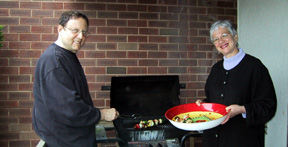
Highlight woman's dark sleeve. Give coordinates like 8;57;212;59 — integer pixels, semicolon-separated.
244;64;277;126
40;67;101;127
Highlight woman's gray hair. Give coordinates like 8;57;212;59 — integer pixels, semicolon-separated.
209;20;237;42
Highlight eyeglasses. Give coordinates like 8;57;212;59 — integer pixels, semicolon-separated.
64;27;90;37
211;33;230;43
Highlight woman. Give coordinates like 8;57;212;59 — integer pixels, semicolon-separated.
196;20;277;147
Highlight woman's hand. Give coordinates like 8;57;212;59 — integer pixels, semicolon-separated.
221;105;246;124
100;108;119;121
195;99;203;106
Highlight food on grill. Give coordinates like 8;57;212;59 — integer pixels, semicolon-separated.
172;111;223;123
134;118;164;129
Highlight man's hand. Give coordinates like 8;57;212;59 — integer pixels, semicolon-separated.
100;108;119;121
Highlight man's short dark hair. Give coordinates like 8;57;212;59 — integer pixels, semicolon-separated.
58;10;89;27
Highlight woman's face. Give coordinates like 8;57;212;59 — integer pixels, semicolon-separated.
211;27;238;58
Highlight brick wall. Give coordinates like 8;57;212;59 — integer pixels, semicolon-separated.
0;0;237;146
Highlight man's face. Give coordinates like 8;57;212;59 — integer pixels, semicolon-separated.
58;18;88;52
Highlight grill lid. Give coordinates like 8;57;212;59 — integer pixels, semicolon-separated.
110;75;180;117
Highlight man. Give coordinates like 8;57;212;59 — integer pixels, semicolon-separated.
33;11;119;147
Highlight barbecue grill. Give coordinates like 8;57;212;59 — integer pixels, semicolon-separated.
109;75;201;147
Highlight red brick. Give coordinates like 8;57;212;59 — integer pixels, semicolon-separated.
96;75;112;82
169;21;187;28
42;2;63;9
19;50;41;58
159;44;178;51
180;90;196;97
149;21;168;27
107;36;127;42
148;6;167;12
20;67;35;74
32;26;53;33
9;26;30;33
169;37;188;43
0;1;19;8
9;75;30;83
139;0;157;4
187;82;206;89
9;58;30;66
208;8;225;15
119;12;138;19
98;12;117;19
127;67;147;74
189;37;207;43
20;2;41;9
0;50;19;57
0;101;18;108
20;18;40;25
139;28;158;35
198;75;208;81
85;51;105;58
128;51;147;58
97;43;117;50
19;117;32;124
0;133;19;140
139;59;158;66
20;131;39;140
85;35;104;43
0;117;18;124
0;84;18;91
0;125;8;132
85;67;106;74
160;13;178;21
107;51;126;58
89;19;106;26
128;36;147;42
86;3;106;10
10;10;31;17
118;28;138;34
0;18;19;25
159;59;178;66
4;34;18;41
0;75;8;83
31;42;52;49
149;36;167;43
188;67;207;74
20;34;40;41
42;34;57;41
0;109;8;116
0;67;18;74
107;20;127;27
9;108;30;116
128;5;147;12
168;67;187;74
190;7;207;14
10;42;30;49
97;27;117;34
19;83;33;91
107;4;127;11
0;9;9;16
118;59;137;66
179;59;197;66
148;67;167;74
128;20;147;27
19;101;34;108
189;52;206;58
139;44;158;50
42;18;58;25
79;59;96;66
9;140;30;147
0;93;8;100
118;0;137;3
64;3;84;10
107;67;126;74
148;51;167;58
97;59;117;66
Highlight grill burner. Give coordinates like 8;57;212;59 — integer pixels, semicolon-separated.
110;76;188;146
